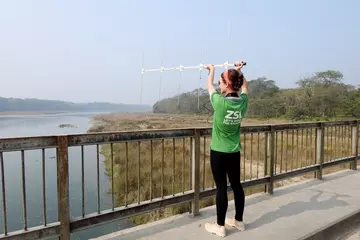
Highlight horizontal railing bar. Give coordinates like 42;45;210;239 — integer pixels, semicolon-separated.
70;191;194;232
242;126;272;133
199;129;212;136
199;177;270;199
323;156;355;169
0;136;57;152
272;123;319;131
200;122;353;136
272;165;320;182
200;126;273;136
242;177;271;188
67;129;195;146
0;222;59;240
1;120;358;151
324;120;358;127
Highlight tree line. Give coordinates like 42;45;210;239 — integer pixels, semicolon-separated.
153;70;360;120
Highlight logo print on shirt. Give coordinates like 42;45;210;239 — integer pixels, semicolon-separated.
223;110;242;125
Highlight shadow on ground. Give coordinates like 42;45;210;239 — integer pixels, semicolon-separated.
247;189;350;230
98;170;357;240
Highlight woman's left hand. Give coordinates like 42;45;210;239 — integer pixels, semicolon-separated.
234;61;245;71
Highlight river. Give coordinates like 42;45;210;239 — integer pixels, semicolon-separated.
0;112;132;239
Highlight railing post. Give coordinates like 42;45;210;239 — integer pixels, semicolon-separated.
351;120;358;170
316;123;324;180
191;129;201;217
57;136;70;239
188;137;193;214
264;132;268;193
267;126;275;194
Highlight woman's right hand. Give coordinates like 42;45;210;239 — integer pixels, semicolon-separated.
205;64;215;71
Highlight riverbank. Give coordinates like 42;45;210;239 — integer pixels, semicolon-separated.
88;112;293;132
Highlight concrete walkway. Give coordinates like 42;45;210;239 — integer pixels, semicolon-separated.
92;170;360;240
347;231;360;240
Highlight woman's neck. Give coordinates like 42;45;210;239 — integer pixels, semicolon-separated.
225;91;239;97
225;89;238;94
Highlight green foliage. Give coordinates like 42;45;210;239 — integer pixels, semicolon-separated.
248;77;280;97
296;70;344;88
153;70;359;121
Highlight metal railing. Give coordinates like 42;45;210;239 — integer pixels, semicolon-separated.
0;120;359;239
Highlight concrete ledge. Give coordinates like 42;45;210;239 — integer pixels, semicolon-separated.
300;209;360;240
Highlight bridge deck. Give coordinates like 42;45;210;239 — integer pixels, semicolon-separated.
347;231;360;240
92;170;360;240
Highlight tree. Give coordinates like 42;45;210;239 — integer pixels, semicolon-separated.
248;77;280;98
296;70;343;88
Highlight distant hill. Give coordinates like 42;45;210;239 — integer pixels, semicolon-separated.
0;97;151;113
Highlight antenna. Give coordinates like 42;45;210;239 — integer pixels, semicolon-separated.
198;34;204;112
142;61;236;73
226;19;231;69
177;36;184;110
140;51;144;104
142;18;246;112
158;43;164;104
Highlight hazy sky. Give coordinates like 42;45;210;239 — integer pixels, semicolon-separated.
0;0;359;105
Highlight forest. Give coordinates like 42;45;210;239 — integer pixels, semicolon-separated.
153;70;360;120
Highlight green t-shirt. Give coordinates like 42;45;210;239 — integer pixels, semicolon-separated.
210;92;248;153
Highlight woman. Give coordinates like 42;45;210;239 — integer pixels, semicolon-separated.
204;61;248;237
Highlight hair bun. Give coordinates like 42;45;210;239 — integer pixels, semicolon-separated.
226;69;243;91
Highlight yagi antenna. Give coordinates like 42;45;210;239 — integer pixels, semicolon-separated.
142;61;237;73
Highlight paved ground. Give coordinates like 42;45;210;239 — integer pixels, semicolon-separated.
347;230;360;240
92;170;360;240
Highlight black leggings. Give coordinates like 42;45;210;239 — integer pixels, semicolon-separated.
210;150;245;226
